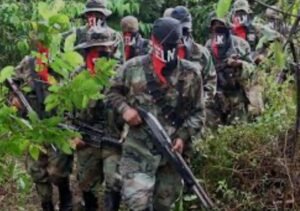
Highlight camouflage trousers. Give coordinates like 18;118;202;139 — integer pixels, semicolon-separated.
26;146;73;203
76;145;121;194
119;127;182;211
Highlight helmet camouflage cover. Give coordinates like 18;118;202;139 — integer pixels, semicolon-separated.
74;26;118;49
120;16;139;33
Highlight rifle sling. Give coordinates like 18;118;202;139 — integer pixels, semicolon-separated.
143;58;184;128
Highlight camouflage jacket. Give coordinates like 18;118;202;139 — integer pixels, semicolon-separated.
205;35;255;92
186;41;217;106
13;56;55;118
72;86;123;140
62;25;125;63
107;55;205;142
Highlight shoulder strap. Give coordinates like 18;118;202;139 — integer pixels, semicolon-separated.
143;63;185;128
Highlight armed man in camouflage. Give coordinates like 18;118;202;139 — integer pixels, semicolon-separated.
170;6;217;128
62;0;124;63
11;42;73;211
205;16;255;126
72;26;122;211
229;0;281;54
107;17;205;211
120;16;149;61
264;5;289;36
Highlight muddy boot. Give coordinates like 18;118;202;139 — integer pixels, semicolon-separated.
58;177;73;211
41;201;54;211
104;190;121;211
82;191;98;211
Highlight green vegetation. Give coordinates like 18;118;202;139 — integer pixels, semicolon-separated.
0;0;300;210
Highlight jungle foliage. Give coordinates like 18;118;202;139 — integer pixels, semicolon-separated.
0;0;300;210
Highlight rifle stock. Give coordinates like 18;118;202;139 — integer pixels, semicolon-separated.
137;107;215;209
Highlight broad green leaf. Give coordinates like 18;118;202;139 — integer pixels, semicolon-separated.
62;51;84;69
216;0;232;18
49;14;70;32
27;111;40;124
52;0;65;14
29;144;40;160
64;33;76;52
0;66;15;83
38;2;52;20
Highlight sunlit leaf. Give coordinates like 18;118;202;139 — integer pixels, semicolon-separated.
0;66;15;83
216;0;232;18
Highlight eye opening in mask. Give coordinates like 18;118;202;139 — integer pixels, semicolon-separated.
232;10;249;24
213;26;229;34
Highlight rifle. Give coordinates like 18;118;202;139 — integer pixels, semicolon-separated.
137;107;215;209
6;78;122;151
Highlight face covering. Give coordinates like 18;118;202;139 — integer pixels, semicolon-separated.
211;26;231;61
123;32;137;60
86;48;100;75
231;11;249;40
36;42;49;83
151;36;178;84
86;13;105;28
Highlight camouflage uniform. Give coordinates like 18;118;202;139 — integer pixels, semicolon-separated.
229;0;282;52
61;0;124;63
121;16;149;61
206;18;255;125
264;5;289;37
171;6;217;128
73;27;123;211
14;56;73;211
108;54;205;210
108;17;205;211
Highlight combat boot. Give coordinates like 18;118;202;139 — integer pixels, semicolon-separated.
104;190;121;211
57;177;73;211
82;191;98;211
41;201;54;211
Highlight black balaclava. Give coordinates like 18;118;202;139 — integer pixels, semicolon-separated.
151;17;182;83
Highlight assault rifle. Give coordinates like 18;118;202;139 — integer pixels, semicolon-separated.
6;78;122;151
137;107;214;209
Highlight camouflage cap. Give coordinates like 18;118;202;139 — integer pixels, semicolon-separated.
265;6;283;19
163;8;174;17
120;16;139;33
232;0;251;13
74;26;117;49
81;0;112;17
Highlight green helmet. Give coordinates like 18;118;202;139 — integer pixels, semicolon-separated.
265;6;283;20
74;26;117;49
81;0;112;17
232;0;251;13
120;16;139;33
